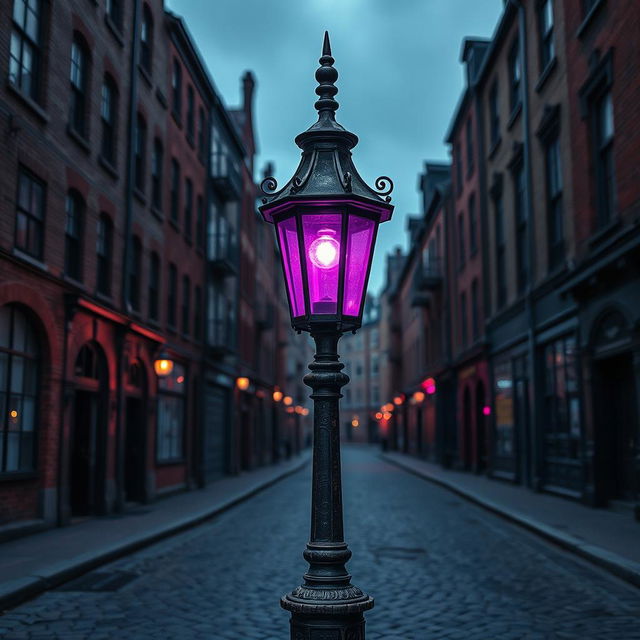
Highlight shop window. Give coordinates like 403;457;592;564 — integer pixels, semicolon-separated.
157;362;185;462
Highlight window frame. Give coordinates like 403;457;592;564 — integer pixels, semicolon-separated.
538;0;555;72
139;3;153;75
100;74;118;166
171;58;182;121
96;213;113;296
148;251;160;321
9;0;44;103
15;167;45;260
508;39;522;114
64;190;84;282
69;35;90;138
151;138;163;211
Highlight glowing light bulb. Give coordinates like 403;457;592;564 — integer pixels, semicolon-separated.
309;229;340;269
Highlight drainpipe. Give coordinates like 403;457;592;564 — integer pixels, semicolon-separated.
514;0;540;490
115;0;142;511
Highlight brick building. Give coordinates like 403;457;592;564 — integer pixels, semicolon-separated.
0;0;302;534
380;0;639;519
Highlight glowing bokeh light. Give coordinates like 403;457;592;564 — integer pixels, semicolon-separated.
483;405;492;416
236;377;250;391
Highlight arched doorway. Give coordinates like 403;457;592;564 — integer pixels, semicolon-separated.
475;380;487;472
0;305;41;475
463;386;472;470
70;342;108;516
124;359;147;504
591;309;637;506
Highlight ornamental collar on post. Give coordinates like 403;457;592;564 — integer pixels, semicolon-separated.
260;32;393;209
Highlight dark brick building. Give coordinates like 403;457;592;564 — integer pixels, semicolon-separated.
0;0;303;534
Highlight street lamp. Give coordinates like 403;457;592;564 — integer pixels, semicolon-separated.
153;350;174;378
259;32;394;640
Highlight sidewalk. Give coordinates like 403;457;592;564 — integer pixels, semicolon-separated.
381;451;640;588
0;452;310;612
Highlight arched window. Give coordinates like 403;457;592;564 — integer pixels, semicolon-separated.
172;59;182;118
134;112;146;192
74;343;100;379
96;213;113;296
65;190;84;281
105;0;122;30
100;75;118;165
140;3;153;74
0;304;40;472
70;34;90;137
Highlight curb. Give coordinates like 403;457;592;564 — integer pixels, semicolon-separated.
0;454;310;612
380;452;640;590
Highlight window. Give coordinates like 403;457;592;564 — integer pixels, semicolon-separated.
494;358;514;458
371;354;379;375
100;75;117;165
157;362;185;462
129;236;142;311
460;291;468;349
495;191;507;309
181;275;190;335
64;191;84;281
194;285;202;340
170;159;180;224
0;304;39;472
542;336;580;459
167;263;177;328
489;81;500;146
198;108;206;159
96;214;113;296
514;165;528;294
105;0;122;29
469;194;477;256
538;0;555;70
466;119;474;176
148;252;160;321
184;178;193;240
457;213;465;269
186;86;195;143
508;40;521;113
196;195;204;250
593;91;616;227
471;279;479;340
134;112;146;193
151;138;163;211
15;168;45;259
545;135;564;269
140;4;153;74
455;142;463;193
172;59;182;119
70;36;89;137
582;0;599;14
9;0;43;102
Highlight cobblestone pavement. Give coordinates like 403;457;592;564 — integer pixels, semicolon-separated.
1;446;639;639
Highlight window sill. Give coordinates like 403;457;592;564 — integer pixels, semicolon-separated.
67;125;91;154
588;217;621;249
104;14;125;47
6;81;49;123
184;235;193;246
63;275;87;291
12;247;48;271
507;103;522;131
156;459;186;467
156;89;168;110
577;0;606;38
488;135;502;160
147;317;161;329
0;471;38;483
166;325;177;335
133;188;147;205
95;291;114;305
151;205;164;222
169;219;180;233
535;57;557;94
98;154;119;179
138;64;152;88
186;134;195;149
171;111;182;128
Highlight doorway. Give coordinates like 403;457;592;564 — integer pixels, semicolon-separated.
70;389;106;516
594;352;636;504
124;397;145;503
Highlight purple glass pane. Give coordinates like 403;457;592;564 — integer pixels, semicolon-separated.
343;215;376;316
277;216;305;317
302;213;341;315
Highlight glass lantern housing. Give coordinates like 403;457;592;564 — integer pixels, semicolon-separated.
259;33;393;333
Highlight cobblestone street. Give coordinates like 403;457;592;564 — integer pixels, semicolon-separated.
1;446;639;640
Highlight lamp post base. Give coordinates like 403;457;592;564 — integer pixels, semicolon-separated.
282;591;374;640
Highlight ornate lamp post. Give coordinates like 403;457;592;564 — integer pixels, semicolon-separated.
259;32;394;640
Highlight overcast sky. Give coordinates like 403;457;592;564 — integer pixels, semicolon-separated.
166;0;503;294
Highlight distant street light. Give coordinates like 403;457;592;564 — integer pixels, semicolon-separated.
153;350;174;377
259;31;394;640
236;376;250;391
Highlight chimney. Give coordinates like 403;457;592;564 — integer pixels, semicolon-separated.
242;71;255;119
262;162;274;181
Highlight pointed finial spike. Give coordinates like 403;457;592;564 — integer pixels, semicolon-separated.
323;31;331;57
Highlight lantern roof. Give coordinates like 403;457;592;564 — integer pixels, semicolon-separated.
259;32;394;222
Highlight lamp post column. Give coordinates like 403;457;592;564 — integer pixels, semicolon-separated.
281;329;373;639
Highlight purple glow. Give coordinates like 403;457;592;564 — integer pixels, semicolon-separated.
342;215;375;316
302;213;341;314
483;405;492;416
277;217;305;317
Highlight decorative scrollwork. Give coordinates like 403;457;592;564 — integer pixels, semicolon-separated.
373;176;394;196
260;176;278;195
